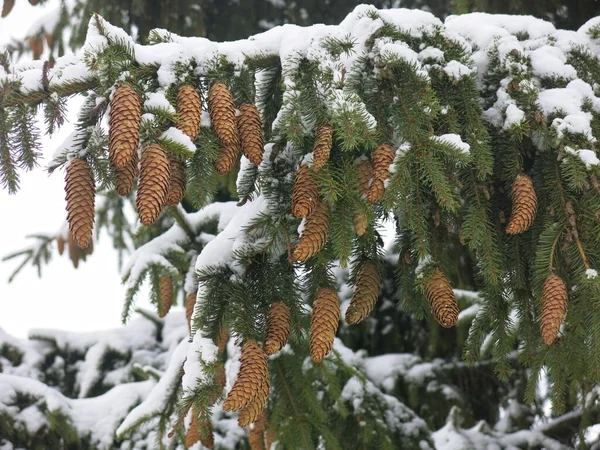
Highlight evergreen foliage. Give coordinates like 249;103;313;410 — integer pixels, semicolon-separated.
2;5;600;449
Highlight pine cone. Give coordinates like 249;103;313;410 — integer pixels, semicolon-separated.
185;410;200;448
177;85;202;141
354;213;368;236
264;302;291;355
312;124;333;171
292;164;319;218
238;103;264;166
56;235;65;255
345;261;380;325
2;0;15;18
67;232;88;269
540;274;568;345
248;411;267;450
367;144;395;202
238;370;270;427
158;275;173;318
425;271;459;328
215;144;239;175
109;84;141;169
357;159;373;196
185;291;197;333
114;150;138;196
65;158;95;248
265;425;276;450
310;288;340;363
223;340;268;412
292;200;330;261
506;175;537;234
137;144;170;226
208;82;239;147
166;156;187;205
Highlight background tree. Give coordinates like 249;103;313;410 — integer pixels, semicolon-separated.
2;3;600;450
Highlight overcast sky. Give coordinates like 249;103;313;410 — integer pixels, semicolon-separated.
0;0;153;338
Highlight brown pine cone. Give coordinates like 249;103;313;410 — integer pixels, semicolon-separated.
292;200;330;261
158;275;173;318
215;144;239;175
357;159;373;196
238;370;270;427
425;271;459;328
208;82;239;147
264;302;291;355
109;84;141;168
265;425;276;450
166;156;187;206
186;407;214;449
114;150;138;196
248;411;267;450
353;213;368;236
238;103;264;166
223;340;268;412
367;144;395;203
345;261;380;325
65;158;95;248
56;234;65;255
176;85;202;141
185;291;197;333
185;409;200;448
2;0;15;18
540;274;568;345
312;124;333;171
310;288;340;363
506;175;537;234
292;164;319;218
136;144;170;226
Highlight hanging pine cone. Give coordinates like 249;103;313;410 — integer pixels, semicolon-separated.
264;302;291;355
137;144;170;226
238;103;264;166
185;291;197;333
56;234;65;255
356;159;373;196
114;150;138;197
185;410;200;448
238;369;270;427
265;424;276;450
506;175;537;234
292;164;319;218
67;232;83;269
215;144;239;175
166;156;187;206
353;213;368;236
310;288;340;363
292;200;330;261
367;144;395;203
312;124;333;172
176;85;202;141
158;275;173;318
109;84;141;169
248;411;267;450
425;270;459;328
2;0;15;18
540;274;568;345
208;82;239;147
65;158;95;248
345;261;380;325
223;340;268;412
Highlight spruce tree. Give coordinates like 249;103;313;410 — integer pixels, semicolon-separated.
2;4;600;450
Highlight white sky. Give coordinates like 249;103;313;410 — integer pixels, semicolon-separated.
0;1;154;338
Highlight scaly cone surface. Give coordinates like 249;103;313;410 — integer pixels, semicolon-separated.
506;175;537;234
292;200;330;261
176;85;202;141
425;270;459;328
208;82;239;147
185;291;196;333
263;302;291;355
540;274;568;345
215;144;239;175
136;144;170;226
292;164;319;218
345;261;380;325
238;103;264;166
65;158;95;248
312;124;333;171
166;156;187;206
367;144;395;203
109;84;141;169
114;150;138;197
356;159;373;196
158;275;173;318
223;340;268;412
310;288;340;362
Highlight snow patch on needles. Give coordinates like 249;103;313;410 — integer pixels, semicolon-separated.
182;334;219;392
